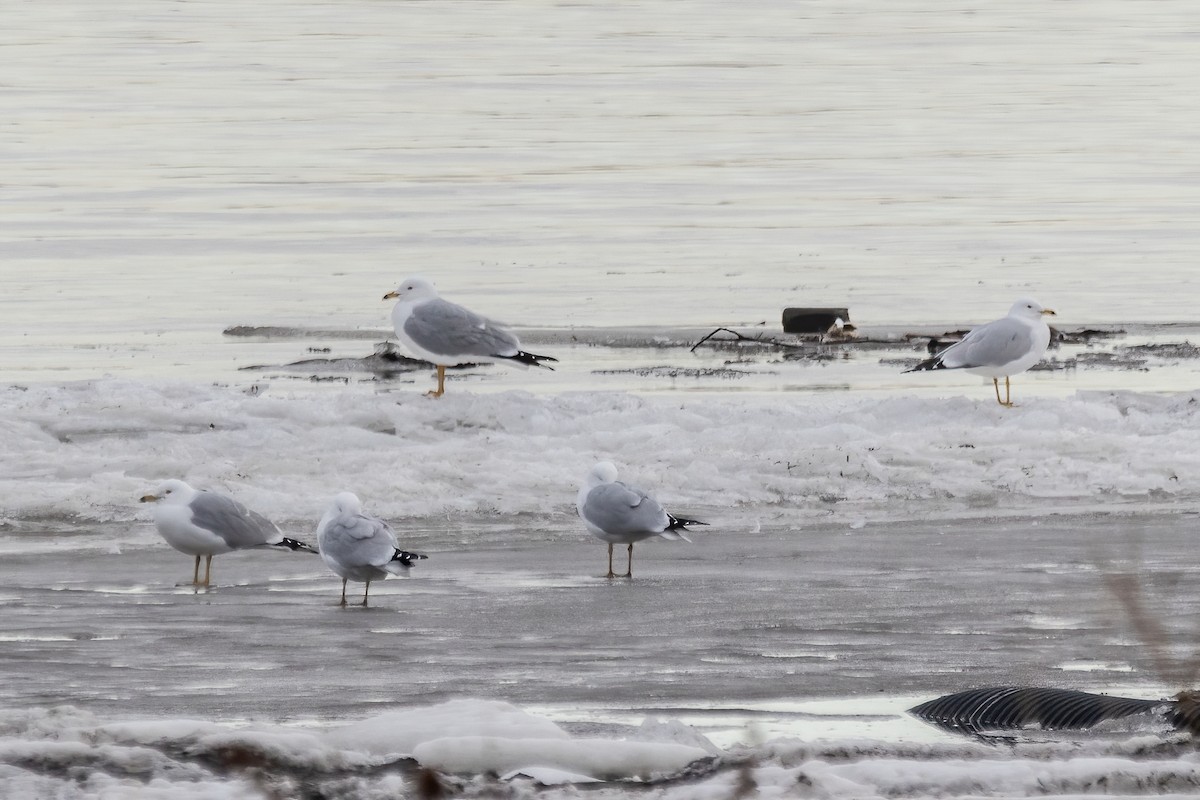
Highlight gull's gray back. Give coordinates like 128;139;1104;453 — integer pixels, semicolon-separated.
404;298;519;358
582;481;669;538
941;317;1038;369
320;513;397;568
189;491;280;549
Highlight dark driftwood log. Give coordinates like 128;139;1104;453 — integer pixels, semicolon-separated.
909;687;1169;734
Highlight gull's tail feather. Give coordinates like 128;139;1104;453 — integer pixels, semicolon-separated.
668;514;707;530
902;355;949;373
393;549;428;567
384;548;427;576
272;537;319;554
502;351;558;370
663;514;707;542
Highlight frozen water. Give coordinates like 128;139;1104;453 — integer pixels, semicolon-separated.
3;512;1200;795
324;700;572;758
6;0;1200;795
6;0;1200;385
5;513;1199;721
3;364;1198;755
2;379;1200;526
3;362;1200;795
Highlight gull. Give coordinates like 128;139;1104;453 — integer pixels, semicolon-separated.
140;480;316;587
316;492;428;607
383;276;557;397
903;298;1057;407
576;462;707;579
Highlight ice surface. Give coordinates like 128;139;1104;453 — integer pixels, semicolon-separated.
5;0;1200;376
2;702;1199;798
7;0;1200;794
501;765;602;785
324;699;570;757
2;379;1199;533
3;510;1200;796
5;376;1200;798
412;736;708;780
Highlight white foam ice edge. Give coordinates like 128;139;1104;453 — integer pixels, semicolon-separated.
1;699;1196;799
2;379;1199;534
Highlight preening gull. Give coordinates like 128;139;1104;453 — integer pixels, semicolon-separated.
383;276;557;397
576;462;707;579
904;297;1056;407
317;492;428;607
139;479;316;587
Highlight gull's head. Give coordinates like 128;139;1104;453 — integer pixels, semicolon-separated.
330;491;363;516
586;461;620;487
1009;297;1056;319
383;276;438;302
140;479;196;505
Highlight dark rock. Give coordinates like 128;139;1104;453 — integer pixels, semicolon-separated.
782;307;850;335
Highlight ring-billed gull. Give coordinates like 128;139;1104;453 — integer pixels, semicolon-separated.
139;480;317;587
576;462;707;579
903;298;1056;407
383;276;557;397
317;492;428;607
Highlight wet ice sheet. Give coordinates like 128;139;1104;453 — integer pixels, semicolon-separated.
2;514;1193;725
3;513;1199;796
7;318;1200;393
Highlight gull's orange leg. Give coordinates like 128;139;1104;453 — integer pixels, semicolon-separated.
605;543;616;579
622;543;634;578
993;376;1014;408
192;555;201;586
202;555;213;587
338;578;348;607
362;580;372;607
426;365;446;398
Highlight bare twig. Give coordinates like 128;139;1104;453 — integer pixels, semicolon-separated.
690;328;807;353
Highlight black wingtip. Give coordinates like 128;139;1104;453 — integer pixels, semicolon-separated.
275;537;319;554
902;356;945;374
392;549;429;567
667;515;708;530
504;351;558;370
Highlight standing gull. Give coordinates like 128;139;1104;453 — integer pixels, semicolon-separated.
317;492;428;607
383;276;557;397
576;462;707;579
140;480;316;587
904;298;1057;407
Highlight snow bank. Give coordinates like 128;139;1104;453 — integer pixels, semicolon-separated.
412;735;709;780
4;701;1200;799
2;380;1199;534
501;765;602;784
326;700;708;780
324;698;569;757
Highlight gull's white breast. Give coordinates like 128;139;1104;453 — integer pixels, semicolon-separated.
152;504;235;556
